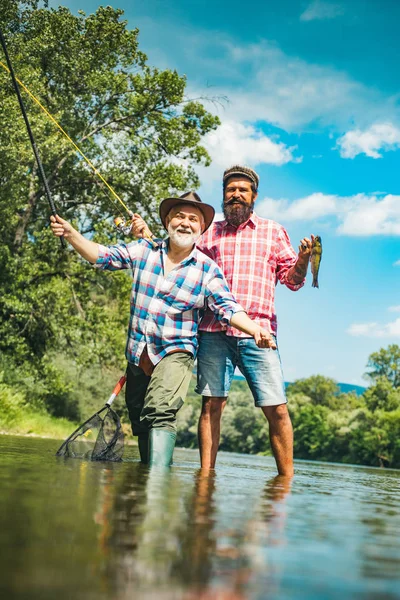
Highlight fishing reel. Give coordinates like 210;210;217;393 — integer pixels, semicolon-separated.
113;215;133;236
114;213;158;248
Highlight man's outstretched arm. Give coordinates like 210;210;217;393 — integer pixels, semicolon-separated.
50;215;100;263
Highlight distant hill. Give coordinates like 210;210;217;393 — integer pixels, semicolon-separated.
232;374;366;396
334;382;366;396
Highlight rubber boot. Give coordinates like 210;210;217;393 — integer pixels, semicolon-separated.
148;429;176;467
138;434;149;464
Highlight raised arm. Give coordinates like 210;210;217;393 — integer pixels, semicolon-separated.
50;215;100;263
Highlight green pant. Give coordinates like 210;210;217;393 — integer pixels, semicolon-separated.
125;352;194;435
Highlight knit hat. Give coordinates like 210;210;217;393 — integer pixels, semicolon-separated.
223;165;259;190
159;191;215;233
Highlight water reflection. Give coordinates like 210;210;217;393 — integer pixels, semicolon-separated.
91;466;294;599
1;436;400;600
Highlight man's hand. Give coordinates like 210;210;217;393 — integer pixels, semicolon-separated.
286;234;315;285
50;214;76;238
253;327;277;349
131;213;152;239
298;234;315;259
50;214;100;263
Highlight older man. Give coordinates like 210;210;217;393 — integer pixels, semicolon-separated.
133;168;313;476
50;191;274;467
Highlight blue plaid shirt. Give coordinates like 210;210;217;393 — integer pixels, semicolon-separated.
95;238;244;366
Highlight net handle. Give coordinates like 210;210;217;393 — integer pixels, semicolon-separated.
105;374;127;406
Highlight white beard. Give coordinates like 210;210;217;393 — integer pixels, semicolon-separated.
168;224;200;250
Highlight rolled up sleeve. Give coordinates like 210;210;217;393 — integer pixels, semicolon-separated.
275;226;305;291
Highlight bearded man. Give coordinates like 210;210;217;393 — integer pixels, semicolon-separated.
195;166;314;477
132;167;313;476
50;191;274;467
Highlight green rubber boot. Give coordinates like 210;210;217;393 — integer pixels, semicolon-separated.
148;429;176;467
138;434;149;464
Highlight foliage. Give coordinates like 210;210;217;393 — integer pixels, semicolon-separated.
0;374;76;438
365;344;400;387
286;375;339;407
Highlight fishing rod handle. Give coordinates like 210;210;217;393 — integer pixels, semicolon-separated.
106;374;127;407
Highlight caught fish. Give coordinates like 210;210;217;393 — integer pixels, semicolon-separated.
311;236;322;288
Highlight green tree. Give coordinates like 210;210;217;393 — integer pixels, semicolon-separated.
363;376;400;412
286;375;340;407
0;2;219;415
365;344;400;388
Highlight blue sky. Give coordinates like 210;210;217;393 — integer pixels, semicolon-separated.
50;0;400;386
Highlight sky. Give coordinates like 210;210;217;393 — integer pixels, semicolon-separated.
49;0;400;386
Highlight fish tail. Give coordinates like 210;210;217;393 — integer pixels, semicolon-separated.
312;275;319;288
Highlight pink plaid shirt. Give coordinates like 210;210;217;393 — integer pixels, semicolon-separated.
197;212;304;337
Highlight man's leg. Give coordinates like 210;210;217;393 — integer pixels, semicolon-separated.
195;332;236;470
125;362;151;463
141;352;194;466
198;396;227;469
237;336;294;477
261;404;294;477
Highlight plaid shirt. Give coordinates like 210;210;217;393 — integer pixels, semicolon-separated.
197;212;303;337
95;238;243;366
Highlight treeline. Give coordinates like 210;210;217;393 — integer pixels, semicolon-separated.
1;341;400;468
176;345;400;469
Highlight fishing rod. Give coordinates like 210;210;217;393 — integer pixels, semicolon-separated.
0;43;157;247
0;27;66;248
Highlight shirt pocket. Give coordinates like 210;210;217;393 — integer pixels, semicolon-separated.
159;279;204;312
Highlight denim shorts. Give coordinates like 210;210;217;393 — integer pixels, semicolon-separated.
195;331;287;407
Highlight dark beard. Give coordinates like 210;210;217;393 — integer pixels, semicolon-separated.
223;199;255;227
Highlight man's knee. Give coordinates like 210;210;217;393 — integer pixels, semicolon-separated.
201;396;227;418
262;403;291;425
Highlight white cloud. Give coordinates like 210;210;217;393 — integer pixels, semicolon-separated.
388;306;400;312
256;192;400;236
204;121;298;167
193;120;299;186
347;318;400;338
300;1;345;22
394;260;400;267
337;123;400;158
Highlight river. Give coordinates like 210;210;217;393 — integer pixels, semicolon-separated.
0;434;399;599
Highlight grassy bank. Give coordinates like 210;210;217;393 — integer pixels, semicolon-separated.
0;382;76;440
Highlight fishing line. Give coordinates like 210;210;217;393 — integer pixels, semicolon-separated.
0;58;131;215
0;55;157;246
0;30;66;248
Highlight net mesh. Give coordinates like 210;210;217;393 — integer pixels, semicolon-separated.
56;405;124;461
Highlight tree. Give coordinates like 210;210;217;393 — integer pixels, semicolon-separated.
365;345;400;388
362;376;400;412
0;1;219;415
286;375;340;407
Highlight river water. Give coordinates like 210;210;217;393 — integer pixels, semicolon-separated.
0;434;399;600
